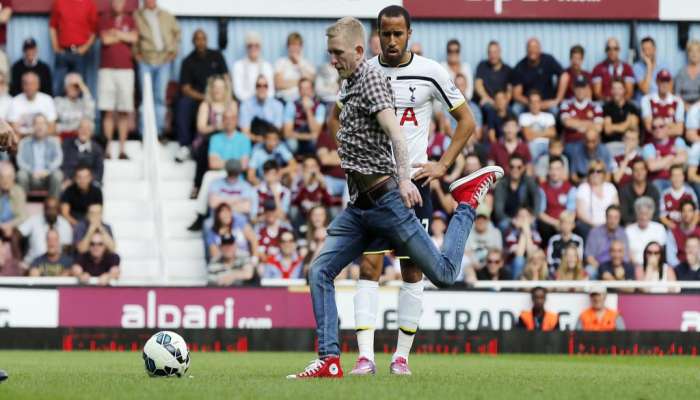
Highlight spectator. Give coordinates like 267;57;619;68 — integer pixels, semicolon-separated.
441;39;473;100
261;230;304;279
576;287;625;331
292;157;333;223
239;75;284;141
0;162;26;258
619;159;660;225
54;73;94;138
208;236;255;286
49;0;98;95
476;248;513;281
257;160;291;218
134;0;181;136
283;78;326;156
474;41;512;109
690;142;700;198
642;117;688;193
175;29;228;162
208;159;258;221
575;159;619;236
72;231;120;286
314;55;340;105
60;166;103;226
561;44;591;100
368;30;381;58
625;196;667;266
445;74;483;139
633;37;669;99
300;206;329;268
636;241;677;293
233;31;274;102
204;203;257;263
464;205;502;275
517;287;559;331
599;240;635;286
0;236;20;276
667;201;700;264
675;236;700;281
687;102;700;143
98;0;138;160
675;40;700;108
10;38;52;96
555;242;587;282
484;90;514;143
591;37;635;102
611;131;642;186
7;71;57;137
511;38;565;114
0;71;9;121
429;210;447;249
603;79;640;157
545;211;584;272
493;155;540;230
537;156;576;242
560;75;604;160
659;166;698;229
28;229;73;277
427;117;451;162
247;128;295;185
61;119;104;184
192;75;238;196
410;42;423;56
518;90;556;161
533;137;569;183
256;199;293;257
72;203;114;255
0;1;12;52
18;197;72;263
640;69;685;138
274;32;315;103
568;130;613;182
16;114;63;198
520;249;549;281
207;233;256;286
505;207;541;279
584;205;629;274
487;116;531;176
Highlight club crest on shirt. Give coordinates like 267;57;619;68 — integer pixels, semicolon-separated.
409;85;416;103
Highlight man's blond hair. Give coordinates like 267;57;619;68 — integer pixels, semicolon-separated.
326;17;365;48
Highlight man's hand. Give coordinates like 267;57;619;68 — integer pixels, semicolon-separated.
399;179;422;209
0;120;18;154
412;162;448;187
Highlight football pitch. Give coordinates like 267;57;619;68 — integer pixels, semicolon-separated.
0;351;698;400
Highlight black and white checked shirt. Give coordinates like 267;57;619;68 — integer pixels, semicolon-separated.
337;60;396;200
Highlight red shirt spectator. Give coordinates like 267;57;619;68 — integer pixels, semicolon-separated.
563;67;592;100
97;9;136;69
592;60;635;101
49;0;98;48
541;180;573;220
612;152;642;186
292;181;333;217
0;1;12;47
670;201;700;263
427;130;450;161
660;188;698;225
560;98;604;144
316;130;344;180
488;139;531;176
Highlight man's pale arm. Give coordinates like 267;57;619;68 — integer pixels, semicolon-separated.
376;109;421;208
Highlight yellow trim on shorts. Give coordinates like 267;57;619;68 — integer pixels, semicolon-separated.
363;250;392;255
355;326;374;331
449;99;467;112
399;326;417;334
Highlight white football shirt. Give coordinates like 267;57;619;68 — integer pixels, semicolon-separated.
368;53;466;177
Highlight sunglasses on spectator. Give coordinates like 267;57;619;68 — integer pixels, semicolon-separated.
247;43;260;49
606;46;620;51
646;250;661;255
589;169;605;174
256;83;268;88
486;258;502;264
447;48;460;54
90;241;104;247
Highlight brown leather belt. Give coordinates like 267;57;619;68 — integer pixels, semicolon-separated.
353;178;398;210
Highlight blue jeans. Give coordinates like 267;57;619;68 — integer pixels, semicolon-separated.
54;51;89;96
309;189;475;356
175;96;200;146
652;179;672;194
138;62;170;136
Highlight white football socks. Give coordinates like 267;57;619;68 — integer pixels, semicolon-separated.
354;279;379;361
393;281;424;362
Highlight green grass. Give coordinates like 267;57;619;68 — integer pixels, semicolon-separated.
0;351;698;399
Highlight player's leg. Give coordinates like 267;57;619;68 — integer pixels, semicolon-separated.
350;252;383;375
391;261;422;375
288;207;370;379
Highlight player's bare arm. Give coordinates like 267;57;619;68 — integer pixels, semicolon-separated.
376;108;422;208
413;102;474;186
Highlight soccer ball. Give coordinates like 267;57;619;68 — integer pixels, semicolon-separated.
142;331;190;377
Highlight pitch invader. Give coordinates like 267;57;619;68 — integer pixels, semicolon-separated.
350;5;473;376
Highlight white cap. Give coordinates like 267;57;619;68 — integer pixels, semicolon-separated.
245;31;262;45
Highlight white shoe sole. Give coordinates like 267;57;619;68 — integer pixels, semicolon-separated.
448;166;505;193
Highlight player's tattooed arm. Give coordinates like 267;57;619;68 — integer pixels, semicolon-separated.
376;109;422;208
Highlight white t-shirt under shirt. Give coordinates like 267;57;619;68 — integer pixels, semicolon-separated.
274;56;316;102
7;92;57;135
625;221;667;266
368;53;466;177
576;182;618;226
518;111;556;144
233;57;275;102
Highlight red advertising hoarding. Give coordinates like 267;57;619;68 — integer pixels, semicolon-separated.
58;287;315;329
618;295;700;331
11;0;138;14
403;0;659;20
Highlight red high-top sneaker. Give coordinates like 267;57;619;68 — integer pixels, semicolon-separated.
286;356;344;379
449;166;504;209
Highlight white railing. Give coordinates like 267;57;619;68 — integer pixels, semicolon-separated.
140;72;168;283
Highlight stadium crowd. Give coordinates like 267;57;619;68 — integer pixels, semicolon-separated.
0;0;698;289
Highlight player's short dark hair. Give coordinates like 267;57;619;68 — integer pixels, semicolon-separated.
377;5;411;31
262;159;279;172
531;286;547;298
503;114;518;125
493;89;506;98
606;204;621;216
447;39;460;51
570;44;585;58
510;154;526;165
527;88;541;98
74;164;92;177
549;155;564;166
680;199;697;211
641;36;655;46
